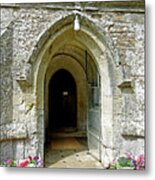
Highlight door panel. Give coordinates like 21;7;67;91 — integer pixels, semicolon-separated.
87;84;101;161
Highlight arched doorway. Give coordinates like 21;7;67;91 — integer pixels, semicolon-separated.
44;49;102;167
48;69;77;133
32;13;122;167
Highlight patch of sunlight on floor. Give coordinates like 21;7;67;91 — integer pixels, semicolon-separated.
45;137;104;169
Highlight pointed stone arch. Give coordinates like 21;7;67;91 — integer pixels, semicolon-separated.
25;12;123;166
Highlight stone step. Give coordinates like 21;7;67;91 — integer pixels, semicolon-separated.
48;131;87;138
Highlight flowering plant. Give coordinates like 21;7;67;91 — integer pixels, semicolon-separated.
0;155;43;168
19;155;43;168
111;153;145;170
0;159;17;167
126;153;145;170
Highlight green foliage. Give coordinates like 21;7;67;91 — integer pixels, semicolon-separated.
116;157;132;169
110;153;145;170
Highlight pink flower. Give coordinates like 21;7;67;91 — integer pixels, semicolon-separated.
126;153;134;159
33;156;39;161
7;159;12;164
135;156;141;163
140;154;144;160
20;160;29;168
136;166;140;170
28;156;32;161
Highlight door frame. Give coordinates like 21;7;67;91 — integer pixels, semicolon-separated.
31;13;122;165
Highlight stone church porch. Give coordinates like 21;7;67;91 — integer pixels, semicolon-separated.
0;1;145;168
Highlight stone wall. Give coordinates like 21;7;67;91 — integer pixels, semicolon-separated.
0;11;13;160
0;1;145;166
107;12;145;156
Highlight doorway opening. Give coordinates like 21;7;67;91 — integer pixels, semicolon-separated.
33;13;118;168
48;69;77;134
45;69;93;168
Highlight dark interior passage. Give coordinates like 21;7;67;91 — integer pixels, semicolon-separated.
48;69;77;132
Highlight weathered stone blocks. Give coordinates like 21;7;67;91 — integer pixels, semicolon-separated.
0;122;27;141
0;1;145;166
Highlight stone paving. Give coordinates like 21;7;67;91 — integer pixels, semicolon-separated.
45;137;103;169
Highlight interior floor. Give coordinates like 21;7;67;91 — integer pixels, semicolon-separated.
45;137;103;169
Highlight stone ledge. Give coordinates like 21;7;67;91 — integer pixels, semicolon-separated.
118;79;134;94
15;63;32;88
0;122;27;142
0;1;144;13
118;78;133;88
121;121;144;137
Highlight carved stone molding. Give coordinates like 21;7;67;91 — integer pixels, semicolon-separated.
16;63;32;87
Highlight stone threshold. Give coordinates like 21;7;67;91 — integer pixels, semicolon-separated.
48;131;87;138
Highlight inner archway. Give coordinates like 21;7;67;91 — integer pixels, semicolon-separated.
49;69;77;133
